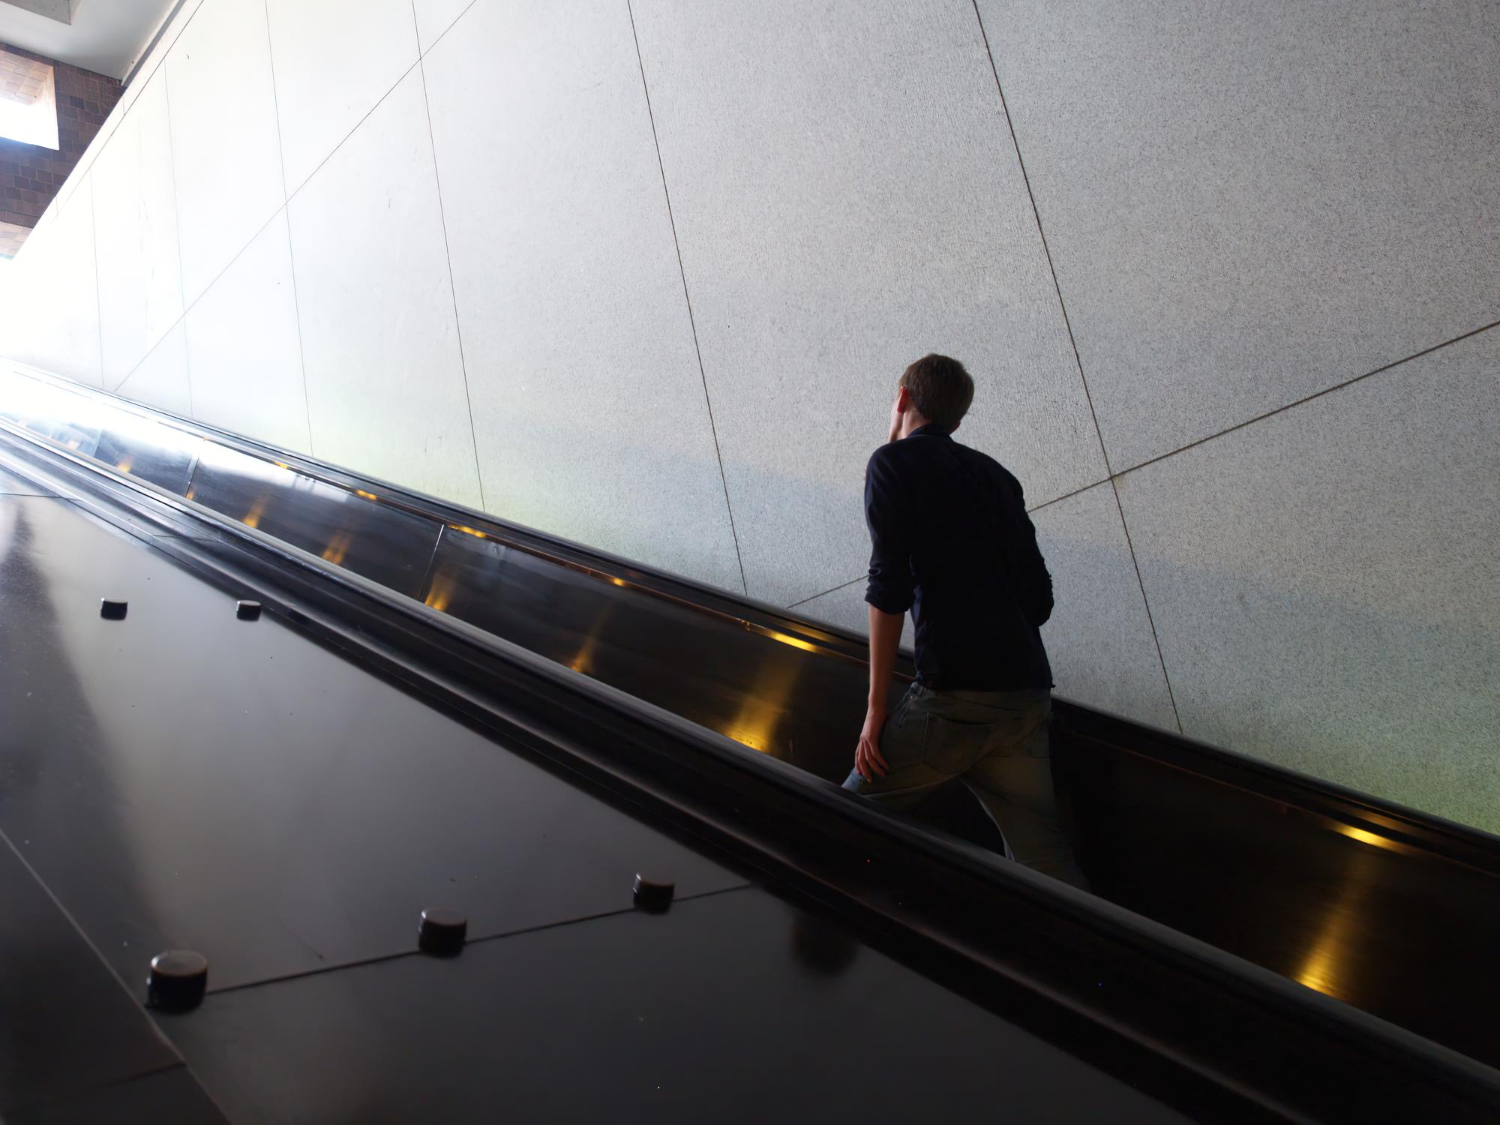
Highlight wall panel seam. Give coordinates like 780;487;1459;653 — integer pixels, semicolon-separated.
1026;476;1113;517
52;0;209;206
1108;477;1184;733
415;30;487;512
161;68;193;412
69;9;467;441
970;0;1112;479
280;204;315;455
85;178;105;388
122;0;194;89
259;0;316;451
417;0;480;60
105;23;435;401
626;0;748;595
1114;317;1500;482
787;575;865;610
261;0;291;203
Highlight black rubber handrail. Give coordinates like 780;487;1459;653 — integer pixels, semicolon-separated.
4;391;1500;1120
6;363;1498;877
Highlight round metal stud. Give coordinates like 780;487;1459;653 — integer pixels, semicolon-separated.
147;950;208;1012
418;908;467;956
633;874;675;913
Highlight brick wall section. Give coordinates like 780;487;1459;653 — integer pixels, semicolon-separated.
0;42;122;230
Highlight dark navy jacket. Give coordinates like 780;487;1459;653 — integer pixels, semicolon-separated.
864;424;1054;691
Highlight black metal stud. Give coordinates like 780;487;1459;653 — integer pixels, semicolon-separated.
236;600;262;621
100;599;128;620
147;950;208;1012
418;908;467;956
633;874;675;913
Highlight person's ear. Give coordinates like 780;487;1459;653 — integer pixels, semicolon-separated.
894;385;909;414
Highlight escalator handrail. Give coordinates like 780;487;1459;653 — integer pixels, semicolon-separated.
6;361;1498;875
5;412;1500;1120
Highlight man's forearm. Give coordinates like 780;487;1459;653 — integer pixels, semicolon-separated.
867;604;905;711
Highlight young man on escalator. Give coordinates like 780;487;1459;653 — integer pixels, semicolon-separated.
844;354;1088;891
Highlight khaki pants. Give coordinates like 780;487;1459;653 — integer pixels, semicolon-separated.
843;684;1089;890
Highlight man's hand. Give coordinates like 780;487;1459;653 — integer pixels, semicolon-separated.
854;704;888;782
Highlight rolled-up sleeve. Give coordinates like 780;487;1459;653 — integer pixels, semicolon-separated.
1008;477;1056;630
1014;503;1054;628
864;450;915;614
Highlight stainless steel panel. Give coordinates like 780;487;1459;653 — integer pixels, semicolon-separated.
91;413;204;497
0;494;745;993
0;832;182;1117
6;1067;228;1125
0;371;103;458
423;519;1500;1066
186;441;441;598
422;527;878;778
0;462;55;495
1;367;205;495
7;373;1500;1071
1054;729;1500;1066
163;889;1194;1124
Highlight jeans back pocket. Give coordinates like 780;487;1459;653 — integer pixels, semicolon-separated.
921;713;994;775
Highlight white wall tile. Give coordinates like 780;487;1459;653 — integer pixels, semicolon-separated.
424;0;742;590
61;0;211;198
981;0;1500;468
287;68;481;506
1032;483;1178;730
115;322;191;416
1;181;103;385
166;0;285;304
412;0;473;53
91;72;184;387
265;0;419;194
632;0;1107;606
794;580;871;637
185;210;310;453
792;483;1179;733
1116;326;1500;831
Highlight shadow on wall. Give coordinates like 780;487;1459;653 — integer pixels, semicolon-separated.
1127;549;1500;837
480;411;864;601
794;512;1500;837
792;506;1182;731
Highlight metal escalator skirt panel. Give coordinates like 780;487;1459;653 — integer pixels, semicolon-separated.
185;439;442;599
422;526;868;778
0;369;104;459
92;414;204;496
1;367;203;494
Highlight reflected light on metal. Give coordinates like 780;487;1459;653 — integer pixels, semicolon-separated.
242;498;266;530
725;727;771;753
567;634;598;676
723;658;801;757
424;573;455;614
115;457;133;473
563;607;614;678
765;629;819;655
1332;823;1401;852
450;525;486;539
321;530;353;567
1293;845;1379;1000
355;489;378;501
1295;944;1340;998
